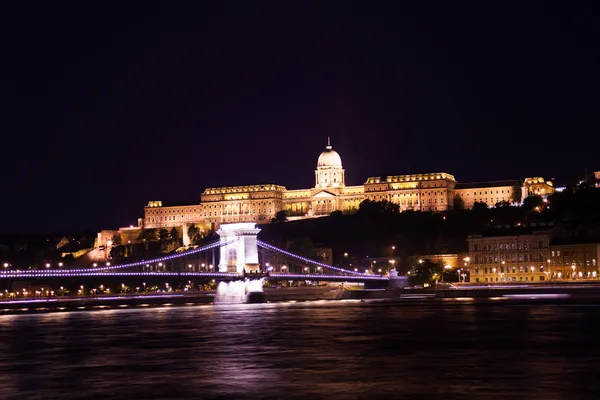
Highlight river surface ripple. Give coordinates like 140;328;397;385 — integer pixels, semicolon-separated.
1;299;599;399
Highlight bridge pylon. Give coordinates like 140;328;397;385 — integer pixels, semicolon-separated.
216;223;261;274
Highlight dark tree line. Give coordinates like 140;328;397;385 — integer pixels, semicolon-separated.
259;183;600;273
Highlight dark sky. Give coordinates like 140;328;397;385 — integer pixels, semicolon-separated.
1;1;598;234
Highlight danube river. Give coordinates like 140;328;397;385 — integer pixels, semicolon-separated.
1;298;599;399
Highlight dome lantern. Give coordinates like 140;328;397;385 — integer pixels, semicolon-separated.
317;137;342;168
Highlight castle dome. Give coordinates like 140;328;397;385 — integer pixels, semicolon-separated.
317;137;342;168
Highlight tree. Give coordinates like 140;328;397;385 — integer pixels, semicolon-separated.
111;233;122;245
158;228;170;241
170;227;180;241
358;199;400;216
453;194;465;211
472;201;488;212
137;228;157;242
522;195;544;213
495;200;512;209
288;236;319;261
408;258;443;286
271;210;288;224
433;235;449;254
187;224;201;244
109;245;126;263
330;210;343;218
511;181;524;204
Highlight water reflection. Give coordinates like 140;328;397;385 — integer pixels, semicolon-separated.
0;301;599;399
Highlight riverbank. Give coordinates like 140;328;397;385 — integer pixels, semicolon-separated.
2;284;600;314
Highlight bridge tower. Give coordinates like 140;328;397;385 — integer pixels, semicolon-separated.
216;223;261;274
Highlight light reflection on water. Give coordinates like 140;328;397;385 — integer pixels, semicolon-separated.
0;300;599;399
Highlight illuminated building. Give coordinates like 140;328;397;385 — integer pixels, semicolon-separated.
364;173;455;212
467;225;552;283
595;171;600;188
419;254;460;269
455;181;524;209
454;178;554;209
524;177;555;198
549;240;600;280
96;138;555;247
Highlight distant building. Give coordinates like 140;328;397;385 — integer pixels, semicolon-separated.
97;139;554;247
523;177;555;198
454;180;524;209
419;253;459;268
595;171;600;188
454;178;554;209
467;225;553;283
549;239;599;280
468;222;600;283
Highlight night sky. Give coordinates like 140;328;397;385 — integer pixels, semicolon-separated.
1;1;598;234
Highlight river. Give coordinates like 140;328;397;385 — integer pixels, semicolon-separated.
1;298;599;399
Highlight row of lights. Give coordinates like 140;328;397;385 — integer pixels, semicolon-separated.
186;263;214;270
257;240;379;276
264;263;287;272
0;271;387;280
4;240;386;279
0;272;239;279
271;273;387;281
0;239;232;275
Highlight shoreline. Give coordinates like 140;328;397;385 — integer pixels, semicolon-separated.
1;284;600;314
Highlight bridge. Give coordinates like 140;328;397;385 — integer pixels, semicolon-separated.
0;223;390;285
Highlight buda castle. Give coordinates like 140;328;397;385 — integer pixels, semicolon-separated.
97;139;554;247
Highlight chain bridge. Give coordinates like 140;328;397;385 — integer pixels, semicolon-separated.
0;223;389;285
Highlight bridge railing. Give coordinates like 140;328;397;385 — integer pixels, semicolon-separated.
268;273;388;281
257;240;380;277
0;240;235;276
